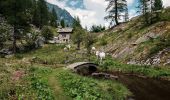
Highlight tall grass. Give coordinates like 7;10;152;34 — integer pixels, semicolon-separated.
56;69;131;100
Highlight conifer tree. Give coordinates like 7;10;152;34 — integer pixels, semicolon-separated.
124;0;129;22
72;17;85;50
37;0;49;28
105;0;128;26
2;0;33;53
153;0;163;11
50;7;58;27
60;19;65;28
137;0;150;25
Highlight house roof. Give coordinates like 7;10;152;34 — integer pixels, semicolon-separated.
57;27;73;33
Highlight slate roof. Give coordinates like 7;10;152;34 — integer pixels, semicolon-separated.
57;27;73;33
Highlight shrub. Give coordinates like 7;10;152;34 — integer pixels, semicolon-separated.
99;37;108;46
41;26;54;42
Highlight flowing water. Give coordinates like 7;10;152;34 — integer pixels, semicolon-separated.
91;71;170;100
76;64;170;100
117;74;170;100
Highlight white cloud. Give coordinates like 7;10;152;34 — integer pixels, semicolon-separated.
163;0;170;7
127;0;134;6
69;1;77;6
46;0;108;29
47;0;170;29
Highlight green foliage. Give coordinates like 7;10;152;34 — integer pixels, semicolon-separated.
29;67;55;100
90;25;105;33
84;33;96;57
36;0;49;28
56;70;130;100
99;37;108;46
73;16;81;28
105;0;128;25
0;20;11;48
127;32;132;39
0;0;34;52
100;58;170;78
23;28;40;50
60;19;65;28
22;44;66;65
149;35;170;57
72;17;85;50
153;0;163;11
72;27;85;50
41;26;54;41
49;7;58;27
160;8;170;21
0;64;37;99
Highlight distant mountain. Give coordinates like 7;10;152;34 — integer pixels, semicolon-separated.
57;0;85;9
46;2;75;27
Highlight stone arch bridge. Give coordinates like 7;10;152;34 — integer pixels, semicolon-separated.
67;62;98;75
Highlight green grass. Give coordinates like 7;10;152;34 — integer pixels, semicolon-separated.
17;44;67;65
29;67;55;100
27;66;131;100
1;43;170;99
100;57;170;78
56;69;131;100
0;64;37;100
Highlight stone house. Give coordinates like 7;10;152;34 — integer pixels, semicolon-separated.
55;27;73;43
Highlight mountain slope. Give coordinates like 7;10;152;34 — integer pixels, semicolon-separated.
46;2;75;26
96;8;170;66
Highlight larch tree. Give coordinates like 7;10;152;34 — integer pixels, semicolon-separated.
137;0;163;25
124;0;129;22
1;0;33;53
50;7;58;27
105;0;128;26
37;0;49;28
60;19;65;28
137;0;150;25
72;17;85;50
153;0;163;11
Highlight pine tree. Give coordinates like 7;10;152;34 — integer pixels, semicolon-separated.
137;0;150;25
137;0;163;25
72;17;84;50
105;0;127;26
153;0;163;11
2;0;33;53
37;0;49;28
60;19;65;28
73;17;81;28
124;0;129;22
50;7;58;27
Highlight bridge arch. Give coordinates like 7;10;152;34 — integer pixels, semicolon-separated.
67;62;98;75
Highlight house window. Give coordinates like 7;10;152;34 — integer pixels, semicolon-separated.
62;34;66;37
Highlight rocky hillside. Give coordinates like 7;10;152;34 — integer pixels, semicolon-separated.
96;8;170;66
46;2;75;26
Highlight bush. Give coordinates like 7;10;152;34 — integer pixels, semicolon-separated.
41;26;54;42
149;36;170;57
99;37;108;46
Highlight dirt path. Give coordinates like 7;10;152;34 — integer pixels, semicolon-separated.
47;70;71;100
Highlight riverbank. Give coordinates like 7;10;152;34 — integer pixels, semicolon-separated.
0;45;131;99
98;57;170;80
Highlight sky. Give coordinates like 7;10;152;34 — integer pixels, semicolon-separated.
46;0;170;29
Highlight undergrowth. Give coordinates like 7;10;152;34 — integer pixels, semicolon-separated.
56;69;130;100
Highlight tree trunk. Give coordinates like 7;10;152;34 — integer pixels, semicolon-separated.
77;42;80;50
115;0;119;25
13;27;17;53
